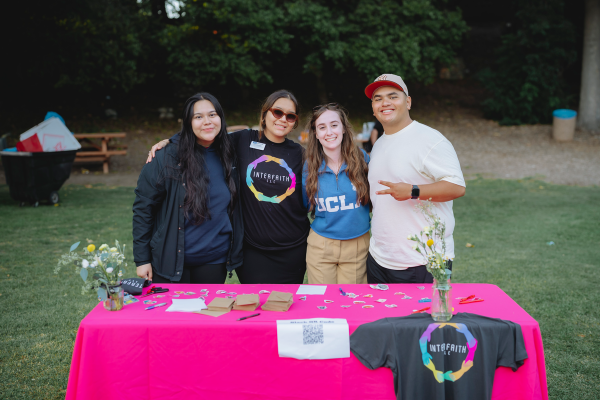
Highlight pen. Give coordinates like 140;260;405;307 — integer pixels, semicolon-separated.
411;307;430;314
237;313;260;321
339;288;347;296
145;302;167;310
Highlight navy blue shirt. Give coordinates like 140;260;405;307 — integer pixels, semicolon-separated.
184;144;232;265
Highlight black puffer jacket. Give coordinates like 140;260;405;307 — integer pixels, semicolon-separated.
132;143;243;281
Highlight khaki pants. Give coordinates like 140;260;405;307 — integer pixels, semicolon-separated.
306;229;370;284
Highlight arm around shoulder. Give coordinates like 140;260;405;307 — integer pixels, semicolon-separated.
132;156;167;268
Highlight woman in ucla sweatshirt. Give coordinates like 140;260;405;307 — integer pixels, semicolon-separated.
302;104;371;284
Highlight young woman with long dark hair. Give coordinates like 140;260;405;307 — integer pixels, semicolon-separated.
133;92;243;283
302;104;371;284
147;90;310;284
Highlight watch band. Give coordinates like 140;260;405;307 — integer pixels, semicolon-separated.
411;185;420;199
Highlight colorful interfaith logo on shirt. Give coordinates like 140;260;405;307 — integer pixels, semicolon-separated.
246;155;296;203
419;323;478;383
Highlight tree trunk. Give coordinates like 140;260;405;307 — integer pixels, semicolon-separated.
578;0;600;132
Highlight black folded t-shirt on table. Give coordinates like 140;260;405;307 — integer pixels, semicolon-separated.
350;313;528;400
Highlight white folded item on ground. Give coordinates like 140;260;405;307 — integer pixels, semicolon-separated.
165;298;208;312
20;117;81;152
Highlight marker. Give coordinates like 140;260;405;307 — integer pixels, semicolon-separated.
237;313;260;321
339;288;347;296
145;302;167;310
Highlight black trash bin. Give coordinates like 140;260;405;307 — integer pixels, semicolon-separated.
0;150;77;206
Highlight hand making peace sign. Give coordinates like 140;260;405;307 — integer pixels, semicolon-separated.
375;180;413;201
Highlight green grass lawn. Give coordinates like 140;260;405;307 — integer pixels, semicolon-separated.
0;179;598;399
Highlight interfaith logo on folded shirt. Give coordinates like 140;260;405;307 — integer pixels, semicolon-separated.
419;323;478;383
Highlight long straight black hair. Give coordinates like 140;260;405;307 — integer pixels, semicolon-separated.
178;92;237;224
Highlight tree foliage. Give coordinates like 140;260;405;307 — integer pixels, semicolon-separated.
479;0;577;125
9;0;468;102
346;0;468;84
54;0;152;93
163;0;467;90
160;0;292;89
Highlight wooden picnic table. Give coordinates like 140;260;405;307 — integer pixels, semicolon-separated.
73;133;127;174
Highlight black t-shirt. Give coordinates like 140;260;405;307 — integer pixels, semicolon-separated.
350;313;528;400
230;129;309;250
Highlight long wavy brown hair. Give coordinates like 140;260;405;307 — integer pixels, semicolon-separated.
305;104;369;217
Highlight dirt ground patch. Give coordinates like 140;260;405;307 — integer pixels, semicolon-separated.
1;106;598;189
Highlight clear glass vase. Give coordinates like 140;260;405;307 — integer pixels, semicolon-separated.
431;278;452;322
103;284;124;311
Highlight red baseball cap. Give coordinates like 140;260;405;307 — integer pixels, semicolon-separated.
364;74;409;98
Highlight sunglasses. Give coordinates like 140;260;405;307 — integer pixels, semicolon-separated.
268;108;298;123
312;102;339;112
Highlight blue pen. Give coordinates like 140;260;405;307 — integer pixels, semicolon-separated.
145;302;167;310
339;288;347;296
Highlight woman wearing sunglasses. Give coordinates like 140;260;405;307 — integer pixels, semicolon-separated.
147;90;310;284
133;93;243;284
302;103;371;284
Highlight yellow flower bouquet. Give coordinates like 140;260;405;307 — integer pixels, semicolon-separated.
55;240;127;311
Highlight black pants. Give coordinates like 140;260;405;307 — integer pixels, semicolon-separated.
366;252;453;284
235;241;307;284
152;262;227;284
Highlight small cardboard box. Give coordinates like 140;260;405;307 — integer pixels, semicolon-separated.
261;291;293;312
233;294;260;311
207;297;234;312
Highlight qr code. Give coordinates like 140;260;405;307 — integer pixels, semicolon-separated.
303;324;324;345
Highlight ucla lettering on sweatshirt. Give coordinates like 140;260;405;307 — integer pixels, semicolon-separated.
302;151;371;240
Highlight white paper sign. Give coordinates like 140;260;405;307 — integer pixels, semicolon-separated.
296;285;327;295
277;318;350;360
20;118;81;152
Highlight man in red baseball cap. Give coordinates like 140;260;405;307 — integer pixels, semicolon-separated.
365;74;466;284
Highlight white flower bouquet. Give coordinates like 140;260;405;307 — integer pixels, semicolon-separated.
55;240;127;310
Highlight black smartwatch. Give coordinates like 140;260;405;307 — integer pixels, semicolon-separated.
410;185;420;199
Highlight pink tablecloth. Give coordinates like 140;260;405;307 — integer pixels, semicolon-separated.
66;283;548;400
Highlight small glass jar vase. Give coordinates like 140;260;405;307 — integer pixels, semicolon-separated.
103;284;124;311
431;278;453;322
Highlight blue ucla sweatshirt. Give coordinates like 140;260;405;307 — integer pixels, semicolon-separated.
184;143;232;266
302;151;371;240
